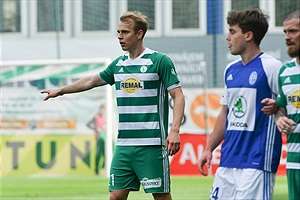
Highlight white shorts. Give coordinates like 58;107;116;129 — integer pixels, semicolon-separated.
209;167;276;200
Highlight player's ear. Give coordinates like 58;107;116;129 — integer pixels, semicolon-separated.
245;31;253;42
137;29;144;40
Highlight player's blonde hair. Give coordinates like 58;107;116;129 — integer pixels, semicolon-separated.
120;11;148;39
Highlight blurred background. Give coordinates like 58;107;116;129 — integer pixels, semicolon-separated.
1;0;299;178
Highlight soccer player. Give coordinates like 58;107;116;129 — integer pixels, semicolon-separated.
198;9;283;200
41;11;185;200
262;10;300;200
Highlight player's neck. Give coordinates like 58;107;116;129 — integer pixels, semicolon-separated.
129;44;146;60
240;46;261;65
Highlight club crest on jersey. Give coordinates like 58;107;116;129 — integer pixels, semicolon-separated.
140;65;147;73
288;90;300;108
249;71;257;85
232;96;247;118
121;76;144;94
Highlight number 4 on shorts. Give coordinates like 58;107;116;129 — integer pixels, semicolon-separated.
210;186;219;200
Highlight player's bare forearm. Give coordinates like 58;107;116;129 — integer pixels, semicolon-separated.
205;105;227;152
59;75;103;94
275;107;296;133
166;87;185;156
198;106;227;176
41;74;103;101
170;87;185;132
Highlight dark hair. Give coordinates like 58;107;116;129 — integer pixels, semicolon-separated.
120;11;148;39
227;8;269;45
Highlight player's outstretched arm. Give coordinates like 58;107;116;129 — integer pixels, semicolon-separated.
41;88;61;101
198;105;227;176
41;74;104;101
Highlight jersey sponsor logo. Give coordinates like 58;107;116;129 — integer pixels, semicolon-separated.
140;177;161;189
121;77;144;94
227;88;255;131
249;71;257;85
232;96;247;118
230;121;248;128
288;90;300;108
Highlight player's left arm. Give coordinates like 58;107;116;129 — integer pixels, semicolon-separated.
261;98;278;115
261;58;283;114
166;87;185;156
275;107;296;133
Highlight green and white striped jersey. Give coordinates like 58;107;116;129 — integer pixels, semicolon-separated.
99;48;181;146
277;58;300;170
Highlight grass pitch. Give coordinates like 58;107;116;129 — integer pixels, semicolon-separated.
1;175;287;200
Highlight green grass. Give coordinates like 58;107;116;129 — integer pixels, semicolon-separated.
1;175;288;200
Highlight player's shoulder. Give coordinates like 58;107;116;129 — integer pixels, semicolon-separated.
282;58;297;68
225;59;241;70
259;53;282;71
279;58;298;74
143;48;172;62
260;53;282;65
144;48;164;58
111;54;128;63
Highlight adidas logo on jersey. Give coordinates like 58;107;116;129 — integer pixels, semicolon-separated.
119;67;124;72
227;74;233;81
171;68;176;76
284;77;291;84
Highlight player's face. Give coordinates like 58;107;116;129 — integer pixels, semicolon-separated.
226;25;248;55
283;18;300;58
117;19;139;52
